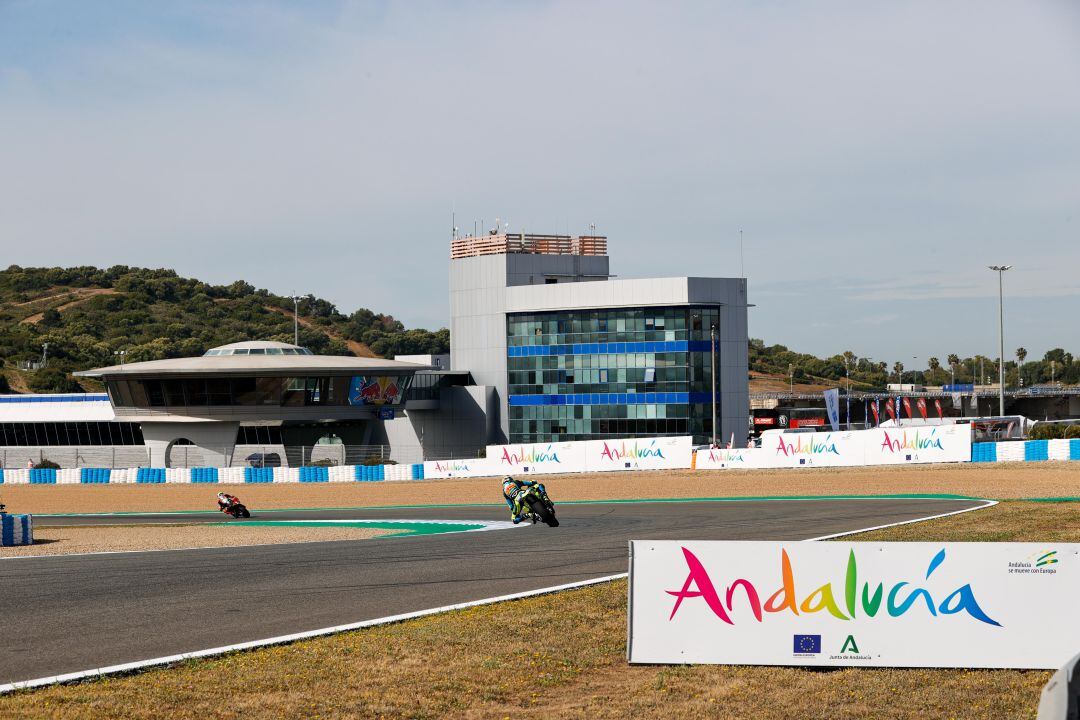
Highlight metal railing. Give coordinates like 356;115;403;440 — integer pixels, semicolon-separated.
1;444;488;470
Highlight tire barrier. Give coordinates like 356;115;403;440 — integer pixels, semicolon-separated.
0;513;33;546
80;468;111;484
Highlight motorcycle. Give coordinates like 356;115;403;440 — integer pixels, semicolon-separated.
218;497;251;519
515;483;559;527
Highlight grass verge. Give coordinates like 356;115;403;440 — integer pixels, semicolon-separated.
2;501;1073;719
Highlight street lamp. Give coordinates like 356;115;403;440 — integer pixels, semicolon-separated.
113;349;126;368
988;265;1011;416
788;363;794;395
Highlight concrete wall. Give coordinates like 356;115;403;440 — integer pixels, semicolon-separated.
141;421;239;468
377;385;493;462
450;254;609;443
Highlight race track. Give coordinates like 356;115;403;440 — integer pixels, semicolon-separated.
0;497;984;686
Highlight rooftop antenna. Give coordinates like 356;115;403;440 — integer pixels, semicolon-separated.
473;220;478;237
739;228;745;278
451;207;457;240
589;222;597;236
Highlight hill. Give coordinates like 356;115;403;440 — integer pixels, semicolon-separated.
0;266;448;393
1;266;1075;395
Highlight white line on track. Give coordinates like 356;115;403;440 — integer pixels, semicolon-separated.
0;497;997;694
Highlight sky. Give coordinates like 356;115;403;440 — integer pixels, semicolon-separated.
2;0;1079;368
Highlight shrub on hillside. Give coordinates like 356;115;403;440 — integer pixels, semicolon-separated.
27;367;83;394
1064;424;1080;440
34;458;61;470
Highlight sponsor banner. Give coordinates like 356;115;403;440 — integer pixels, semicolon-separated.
486;441;586;475
423;458;494;479
864;425;971;465
585;436;693;472
760;431;865;468
694;447;764;470
628;540;1080;669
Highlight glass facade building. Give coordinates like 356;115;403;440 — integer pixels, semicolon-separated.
507;306;723;444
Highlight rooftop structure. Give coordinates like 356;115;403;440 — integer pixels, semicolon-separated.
450;233;607;260
203;340;314;356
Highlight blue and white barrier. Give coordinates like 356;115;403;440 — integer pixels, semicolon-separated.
972;438;1080;463
0;463;429;485
1;513;33;546
2;434;1078;486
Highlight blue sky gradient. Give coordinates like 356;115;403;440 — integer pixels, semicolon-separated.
2;0;1078;366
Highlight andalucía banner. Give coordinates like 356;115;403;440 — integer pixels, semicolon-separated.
628;540;1080;669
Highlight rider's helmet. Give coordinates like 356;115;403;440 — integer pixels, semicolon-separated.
217;491;230;503
502;477;517;499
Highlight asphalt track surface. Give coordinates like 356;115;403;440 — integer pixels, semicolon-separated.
0;498;984;685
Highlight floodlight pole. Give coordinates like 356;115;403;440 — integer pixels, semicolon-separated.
292;296;300;346
989;265;1011;416
710;324;718;447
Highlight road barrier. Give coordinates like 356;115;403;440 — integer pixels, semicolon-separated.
1;433;1078;486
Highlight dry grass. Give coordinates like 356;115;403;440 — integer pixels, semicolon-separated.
0;524;392;557
4;461;1080;516
1;500;1068;719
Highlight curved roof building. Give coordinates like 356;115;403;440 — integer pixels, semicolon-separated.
73;341;431;467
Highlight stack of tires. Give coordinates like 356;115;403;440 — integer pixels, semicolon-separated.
1;512;33;546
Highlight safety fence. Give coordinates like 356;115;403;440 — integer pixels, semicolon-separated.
0;444;487;470
1;433;1078;485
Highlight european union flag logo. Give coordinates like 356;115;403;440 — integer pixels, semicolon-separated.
793;634;821;654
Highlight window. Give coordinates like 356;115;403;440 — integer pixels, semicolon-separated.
545;278;558;284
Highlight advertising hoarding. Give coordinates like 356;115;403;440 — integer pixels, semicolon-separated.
584;436;693;472
629;540;1080;669
485;441;586;475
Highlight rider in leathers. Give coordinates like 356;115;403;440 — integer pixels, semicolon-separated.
502;476;538;524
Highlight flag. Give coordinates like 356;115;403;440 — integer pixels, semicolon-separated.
886;398;896;420
871;399;880;425
952;392;962;409
793;634;822;654
917;397;927;420
934;398;944;419
823;389;840;432
728;432;735;449
902;397;912;419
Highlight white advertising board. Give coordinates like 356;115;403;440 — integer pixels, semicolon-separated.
693;447;765;470
863;425;971;465
584;436;693;472
422;458;493;479
485;442;586;475
757;431;867;468
629;540;1080;669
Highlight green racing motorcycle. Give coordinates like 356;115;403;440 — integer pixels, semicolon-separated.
515;483;559;527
